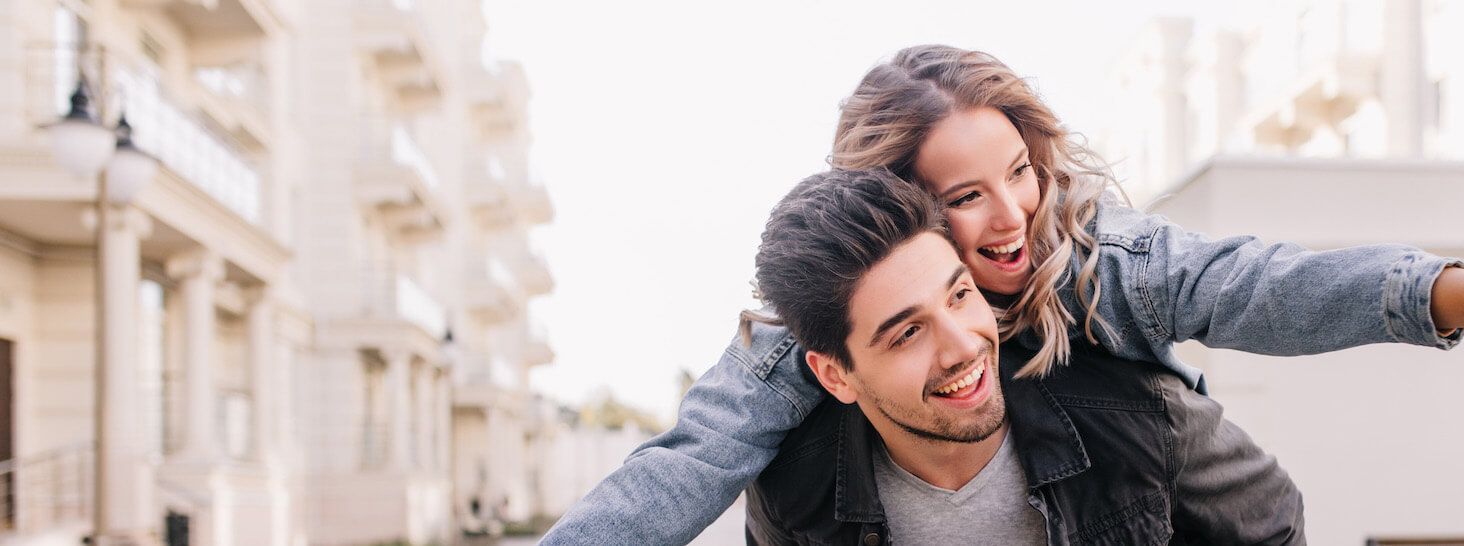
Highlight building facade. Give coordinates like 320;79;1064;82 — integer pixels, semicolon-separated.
0;0;554;545
1094;1;1464;544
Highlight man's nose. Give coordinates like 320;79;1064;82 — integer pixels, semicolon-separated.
935;311;985;369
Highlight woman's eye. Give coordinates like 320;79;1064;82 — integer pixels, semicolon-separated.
949;191;980;207
1012;162;1032;178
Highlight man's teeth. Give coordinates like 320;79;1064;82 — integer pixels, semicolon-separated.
934;366;984;395
981;238;1024;255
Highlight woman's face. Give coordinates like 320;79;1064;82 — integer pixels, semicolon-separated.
912;106;1041;296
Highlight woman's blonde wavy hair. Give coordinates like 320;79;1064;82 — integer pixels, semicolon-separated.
832;44;1121;378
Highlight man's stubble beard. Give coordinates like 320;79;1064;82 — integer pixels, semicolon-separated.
867;382;1007;445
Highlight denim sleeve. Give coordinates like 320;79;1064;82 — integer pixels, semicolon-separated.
1095;205;1463;357
1163;375;1306;545
539;323;826;545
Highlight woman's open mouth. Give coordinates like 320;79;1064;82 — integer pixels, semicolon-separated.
976;238;1027;271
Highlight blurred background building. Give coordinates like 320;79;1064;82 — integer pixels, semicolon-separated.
0;0;653;545
1092;0;1464;544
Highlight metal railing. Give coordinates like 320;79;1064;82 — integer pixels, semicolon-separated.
193;62;272;121
0;442;94;533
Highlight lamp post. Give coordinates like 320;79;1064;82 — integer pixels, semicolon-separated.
43;45;159;545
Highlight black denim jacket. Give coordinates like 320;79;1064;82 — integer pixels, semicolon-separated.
744;341;1306;546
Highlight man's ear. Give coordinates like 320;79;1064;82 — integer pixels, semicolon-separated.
806;350;859;404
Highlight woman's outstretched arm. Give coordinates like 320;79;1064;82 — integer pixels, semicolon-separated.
540;321;826;545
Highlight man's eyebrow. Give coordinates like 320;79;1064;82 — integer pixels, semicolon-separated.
946;264;967;289
939;146;1030;200
868;265;969;348
869;306;919;348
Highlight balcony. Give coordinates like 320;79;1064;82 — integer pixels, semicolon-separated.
119;0;276;41
1246;54;1378;149
1240;3;1382;150
464;61;527;141
355;0;441;112
465;158;515;230
524;324;554;368
463;252;525;324
362;262;447;340
464;158;554;231
356;120;447;239
193;63;273;151
515;252;553;297
19;47;267;224
452;353;523;406
513;179;554;226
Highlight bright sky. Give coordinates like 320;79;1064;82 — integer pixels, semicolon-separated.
484;0;1261;422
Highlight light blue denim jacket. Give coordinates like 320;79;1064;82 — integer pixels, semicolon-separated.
541;202;1461;545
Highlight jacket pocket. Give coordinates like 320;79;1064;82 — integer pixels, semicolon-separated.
1069;491;1173;546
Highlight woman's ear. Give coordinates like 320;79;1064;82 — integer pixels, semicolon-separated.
806;350;859;404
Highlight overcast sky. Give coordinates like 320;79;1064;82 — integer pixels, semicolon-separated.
483;0;1262;422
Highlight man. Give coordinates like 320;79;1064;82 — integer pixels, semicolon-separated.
743;168;1304;545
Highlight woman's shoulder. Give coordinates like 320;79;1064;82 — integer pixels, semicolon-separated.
1091;193;1176;253
730;309;802;380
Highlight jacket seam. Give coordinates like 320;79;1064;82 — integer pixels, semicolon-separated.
1136;223;1173;342
765;434;836;472
1052;394;1164;412
1071;490;1168;543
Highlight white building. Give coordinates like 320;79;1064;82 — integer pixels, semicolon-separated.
0;0;556;545
1095;1;1464;544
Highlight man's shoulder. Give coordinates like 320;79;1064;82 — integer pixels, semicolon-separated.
1002;340;1170;408
745;399;856;543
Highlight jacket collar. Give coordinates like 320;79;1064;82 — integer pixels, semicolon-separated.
831;345;1091;522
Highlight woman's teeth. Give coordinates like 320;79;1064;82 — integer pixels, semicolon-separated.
934;366;984;396
981;238;1024;255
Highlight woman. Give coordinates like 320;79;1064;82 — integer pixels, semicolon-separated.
540;45;1464;544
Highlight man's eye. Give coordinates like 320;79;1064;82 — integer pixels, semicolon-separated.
952;288;971;304
892;325;921;347
949;191;980;207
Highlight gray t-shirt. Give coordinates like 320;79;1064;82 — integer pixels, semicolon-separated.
873;434;1047;545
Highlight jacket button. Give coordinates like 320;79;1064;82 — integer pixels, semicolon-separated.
863;532;881;545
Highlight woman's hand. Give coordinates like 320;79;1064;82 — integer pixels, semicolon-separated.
1431;266;1464;333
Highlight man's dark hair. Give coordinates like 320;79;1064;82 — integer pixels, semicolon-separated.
752;168;947;370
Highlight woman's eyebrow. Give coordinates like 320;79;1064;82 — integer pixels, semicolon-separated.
939;146;1030;200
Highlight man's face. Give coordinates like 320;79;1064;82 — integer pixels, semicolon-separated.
821;232;1006;444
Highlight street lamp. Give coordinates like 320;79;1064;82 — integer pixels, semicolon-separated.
44;65;158;545
45;78;159;194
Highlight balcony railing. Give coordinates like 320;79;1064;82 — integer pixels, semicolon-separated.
464;252;524;323
193;62;273;149
23;46;264;224
390;124;440;189
363;261;447;339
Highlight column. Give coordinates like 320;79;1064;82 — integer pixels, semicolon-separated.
89;205;156;545
246;286;275;465
383;349;412;470
430;365;447;471
1382;0;1424;156
166;250;224;463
